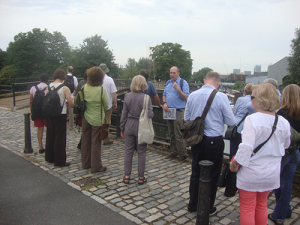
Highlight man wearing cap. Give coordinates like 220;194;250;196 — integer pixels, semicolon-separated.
99;63;117;145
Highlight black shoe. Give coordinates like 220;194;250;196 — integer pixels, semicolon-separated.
103;141;113;145
178;156;187;162
188;207;197;213
210;207;217;216
39;149;45;154
165;153;177;159
54;162;70;167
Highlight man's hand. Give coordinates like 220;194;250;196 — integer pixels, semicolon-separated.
121;131;125;139
173;82;179;91
112;103;117;110
163;103;169;112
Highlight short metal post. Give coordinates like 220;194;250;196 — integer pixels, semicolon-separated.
116;100;122;138
12;83;16;107
196;160;214;225
24;113;33;153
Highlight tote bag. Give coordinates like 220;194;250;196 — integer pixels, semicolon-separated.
138;94;154;144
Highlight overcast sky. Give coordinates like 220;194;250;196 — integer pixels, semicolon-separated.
0;0;299;75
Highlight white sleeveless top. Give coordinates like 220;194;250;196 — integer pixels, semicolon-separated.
49;83;67;114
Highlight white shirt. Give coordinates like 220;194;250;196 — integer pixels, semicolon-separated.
102;74;117;110
66;73;78;97
235;112;290;192
29;82;48;97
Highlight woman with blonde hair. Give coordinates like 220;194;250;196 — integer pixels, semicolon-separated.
120;75;154;185
230;83;291;225
269;84;300;225
81;66;108;173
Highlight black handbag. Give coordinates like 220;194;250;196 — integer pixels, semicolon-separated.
224;113;248;140
181;89;217;146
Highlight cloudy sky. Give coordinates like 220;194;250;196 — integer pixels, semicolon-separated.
0;0;299;75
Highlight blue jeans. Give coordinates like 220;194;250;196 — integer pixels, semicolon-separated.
271;149;300;222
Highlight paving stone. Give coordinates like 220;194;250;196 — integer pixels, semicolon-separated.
176;217;189;224
129;206;146;215
228;212;239;219
165;215;176;222
219;217;232;224
153;220;166;225
162;209;172;215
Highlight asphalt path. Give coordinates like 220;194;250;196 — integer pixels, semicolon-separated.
0;147;135;225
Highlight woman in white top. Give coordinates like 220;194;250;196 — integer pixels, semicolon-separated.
230;83;290;225
45;69;74;167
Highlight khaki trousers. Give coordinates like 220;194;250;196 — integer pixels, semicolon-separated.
103;107;113;144
166;109;187;157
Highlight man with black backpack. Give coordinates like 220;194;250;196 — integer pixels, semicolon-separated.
29;73;48;153
65;66;78;129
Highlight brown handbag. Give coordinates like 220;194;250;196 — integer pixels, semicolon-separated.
99;87;109;140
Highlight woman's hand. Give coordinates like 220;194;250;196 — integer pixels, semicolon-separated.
121;131;125;139
230;160;239;172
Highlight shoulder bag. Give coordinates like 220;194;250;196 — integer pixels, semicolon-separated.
100;87;110;140
218;114;279;191
181;89;218;147
224;113;249;140
138;94;155;144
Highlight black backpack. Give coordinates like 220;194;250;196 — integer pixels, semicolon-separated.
65;75;75;93
42;84;65;118
31;85;46;121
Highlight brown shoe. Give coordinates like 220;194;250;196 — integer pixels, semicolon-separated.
178;156;187;162
165;153;177;159
103;141;113;145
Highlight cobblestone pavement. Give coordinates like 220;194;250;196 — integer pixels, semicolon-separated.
0;109;300;225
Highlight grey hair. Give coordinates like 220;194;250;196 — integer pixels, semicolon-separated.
263;78;278;89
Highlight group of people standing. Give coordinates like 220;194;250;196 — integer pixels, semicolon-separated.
30;64;299;224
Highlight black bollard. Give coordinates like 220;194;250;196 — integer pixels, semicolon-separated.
196;160;214;225
24;113;33;153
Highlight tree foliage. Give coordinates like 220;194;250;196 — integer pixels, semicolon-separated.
150;43;193;81
232;81;246;91
0;49;7;72
119;58;139;78
288;28;300;86
192;67;213;83
71;34;118;78
4;28;70;78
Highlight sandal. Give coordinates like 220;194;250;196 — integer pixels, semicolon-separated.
268;214;284;225
123;176;130;184
138;177;147;185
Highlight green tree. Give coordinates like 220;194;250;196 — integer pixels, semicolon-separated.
5;28;70;78
232;81;246;90
120;58;139;78
0;49;7;72
192;67;213;83
71;34;118;78
150;42;193;81
288;28;300;86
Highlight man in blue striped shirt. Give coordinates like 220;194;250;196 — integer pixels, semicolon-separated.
162;66;190;162
185;71;235;215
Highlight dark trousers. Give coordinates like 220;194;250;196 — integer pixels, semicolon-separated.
223;133;242;196
45;114;67;164
188;136;224;211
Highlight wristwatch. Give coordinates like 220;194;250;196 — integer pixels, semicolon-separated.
162;102;166;105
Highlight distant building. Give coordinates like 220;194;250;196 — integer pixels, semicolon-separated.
233;69;240;74
254;65;261;73
244;71;251;75
228;73;246;82
246;72;268;84
268;57;289;86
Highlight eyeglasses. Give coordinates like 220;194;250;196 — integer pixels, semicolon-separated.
251;96;255;100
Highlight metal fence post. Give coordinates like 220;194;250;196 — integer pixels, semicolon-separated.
24;113;33;153
12;83;16;107
196;160;214;225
